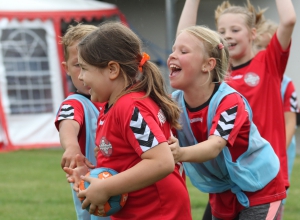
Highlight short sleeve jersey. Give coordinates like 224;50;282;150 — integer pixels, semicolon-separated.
95;92;191;220
185;84;286;219
55;93;103;155
227;33;290;188
283;81;299;113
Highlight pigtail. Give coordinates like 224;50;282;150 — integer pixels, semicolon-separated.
131;60;181;130
215;1;232;26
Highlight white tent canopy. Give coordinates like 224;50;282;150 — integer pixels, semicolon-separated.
0;0;116;11
0;0;126;151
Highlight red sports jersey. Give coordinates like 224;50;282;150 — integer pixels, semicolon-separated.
227;33;290;189
283;81;299;113
95;92;192;220
185;87;286;219
55;93;103;155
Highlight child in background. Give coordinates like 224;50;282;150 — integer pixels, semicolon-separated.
177;0;296;218
55;24;110;220
63;22;192;220
168;24;282;220
254;17;300;220
216;0;295;190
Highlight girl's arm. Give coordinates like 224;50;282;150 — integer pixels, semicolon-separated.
59;120;95;169
169;135;226;163
59;120;82;168
177;0;201;34
276;0;296;50
284;112;297;149
77;142;175;212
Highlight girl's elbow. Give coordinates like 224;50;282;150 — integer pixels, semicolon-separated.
160;159;175;175
211;145;224;159
284;15;296;27
288;17;296;27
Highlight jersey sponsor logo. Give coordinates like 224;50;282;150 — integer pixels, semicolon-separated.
214;105;237;140
130;107;158;152
231;75;243;80
99;136;112;157
99;120;104;125
190;117;203;123
157;109;166;125
58;104;74;120
244;72;260;87
290;91;299;112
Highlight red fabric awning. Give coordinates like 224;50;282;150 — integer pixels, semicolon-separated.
0;8;123;22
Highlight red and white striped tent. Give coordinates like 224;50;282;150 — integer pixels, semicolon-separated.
0;0;126;151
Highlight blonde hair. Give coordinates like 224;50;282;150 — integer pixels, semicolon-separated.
60;23;98;61
253;7;277;50
78;22;181;129
179;25;230;83
256;20;277;39
215;0;265;30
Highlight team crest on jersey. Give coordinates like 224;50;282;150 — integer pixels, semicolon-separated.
99;137;112;157
244;72;260;87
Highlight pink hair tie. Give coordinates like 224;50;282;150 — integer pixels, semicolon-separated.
138;52;150;72
218;43;224;50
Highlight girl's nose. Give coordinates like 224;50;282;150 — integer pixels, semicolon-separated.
223;32;232;40
78;71;83;81
168;51;176;60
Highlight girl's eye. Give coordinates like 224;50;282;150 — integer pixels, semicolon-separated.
219;31;225;35
74;63;80;67
232;29;239;33
181;51;187;54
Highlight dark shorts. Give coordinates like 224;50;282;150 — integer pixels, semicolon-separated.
212;200;282;220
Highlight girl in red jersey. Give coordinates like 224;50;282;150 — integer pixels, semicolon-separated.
63;22;192;220
168;24;282;220
254;17;300;220
176;0;296;219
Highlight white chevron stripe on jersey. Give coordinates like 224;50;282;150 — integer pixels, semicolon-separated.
61;104;72;109
59;109;74;116
214;105;237;140
290;92;299;112
58;104;74;120
130;107;158;152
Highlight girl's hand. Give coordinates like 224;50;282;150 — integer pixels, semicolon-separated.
168;136;182;163
77;175;110;216
63;154;89;192
61;147;82;169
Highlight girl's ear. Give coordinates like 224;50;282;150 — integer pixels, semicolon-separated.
62;61;70;76
251;27;257;41
202;57;216;73
108;61;120;80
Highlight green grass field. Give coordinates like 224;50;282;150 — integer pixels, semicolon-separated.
0;148;299;220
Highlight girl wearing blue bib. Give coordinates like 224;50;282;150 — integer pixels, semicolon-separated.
167;25;284;219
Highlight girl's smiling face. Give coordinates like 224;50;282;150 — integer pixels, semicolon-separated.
77;54;112;104
217;13;255;66
167;31;209;91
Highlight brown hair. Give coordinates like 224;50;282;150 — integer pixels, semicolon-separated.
60;23;98;61
78;22;181;129
179;26;230;83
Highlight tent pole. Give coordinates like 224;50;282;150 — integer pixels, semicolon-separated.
165;0;177;92
53;19;69;98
